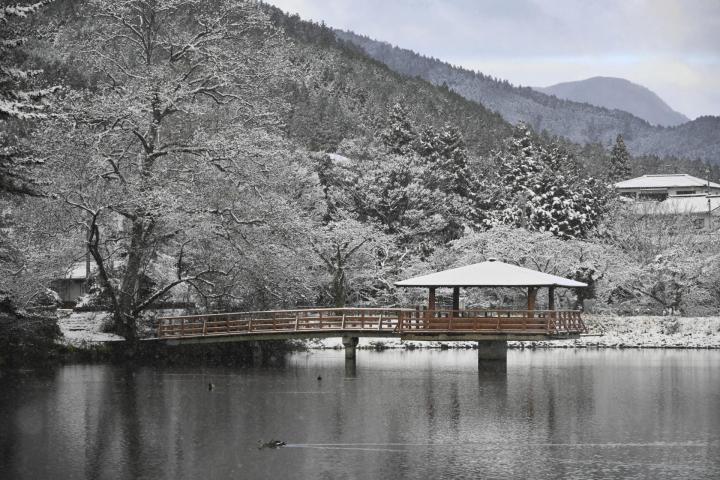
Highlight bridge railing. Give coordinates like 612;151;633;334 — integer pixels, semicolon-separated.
157;307;585;338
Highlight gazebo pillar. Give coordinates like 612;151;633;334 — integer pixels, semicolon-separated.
428;287;436;312
452;287;460;313
527;287;538;312
548;286;555;311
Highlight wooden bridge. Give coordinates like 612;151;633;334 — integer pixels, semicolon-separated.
156;307;586;344
153;261;589;363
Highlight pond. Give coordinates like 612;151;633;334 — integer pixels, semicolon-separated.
1;349;718;479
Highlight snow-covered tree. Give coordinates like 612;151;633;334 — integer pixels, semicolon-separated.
320;139;472;249
0;1;59;120
1;1;60;195
0;1;64;363
49;0;304;341
495;124;609;239
418;124;475;197
380;102;416;155
609;134;631;182
312;218;397;307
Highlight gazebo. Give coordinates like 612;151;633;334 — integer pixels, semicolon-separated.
395;258;587;318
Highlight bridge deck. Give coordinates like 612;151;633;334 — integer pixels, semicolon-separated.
156;307;586;343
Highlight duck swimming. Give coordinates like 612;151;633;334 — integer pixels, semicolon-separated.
258;440;286;449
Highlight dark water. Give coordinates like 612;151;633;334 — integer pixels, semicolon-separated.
1;349;719;480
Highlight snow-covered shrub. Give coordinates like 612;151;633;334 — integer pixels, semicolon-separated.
660;317;681;335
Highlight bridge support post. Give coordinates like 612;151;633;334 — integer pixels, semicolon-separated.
342;336;359;361
477;340;507;362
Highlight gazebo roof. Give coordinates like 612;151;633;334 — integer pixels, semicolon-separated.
395;260;587;288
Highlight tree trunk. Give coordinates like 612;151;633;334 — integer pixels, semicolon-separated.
114;218;150;342
332;267;346;308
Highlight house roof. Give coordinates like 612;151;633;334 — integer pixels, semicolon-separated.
63;262;93;280
326;153;353;166
630;194;720;215
395;260;587;288
615;174;720;190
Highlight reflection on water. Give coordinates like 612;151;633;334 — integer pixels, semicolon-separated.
0;350;718;479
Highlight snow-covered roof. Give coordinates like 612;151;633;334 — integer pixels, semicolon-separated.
62;262;94;280
395;260;587;288
631;195;720;215
326;153;353;166
615;174;720;190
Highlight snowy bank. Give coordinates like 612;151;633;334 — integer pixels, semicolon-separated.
56;310;124;347
305;315;720;350
512;315;720;349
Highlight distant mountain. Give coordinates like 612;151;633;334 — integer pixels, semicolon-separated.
335;30;720;164
535;77;689;127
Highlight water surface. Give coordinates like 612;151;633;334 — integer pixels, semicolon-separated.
1;349;718;479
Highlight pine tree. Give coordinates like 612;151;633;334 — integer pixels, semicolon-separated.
434;124;474;197
380;103;416;154
1;1;60;196
609;134;631;182
496;124;608;239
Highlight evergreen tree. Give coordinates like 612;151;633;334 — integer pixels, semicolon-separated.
380;103;416;154
609;134;631;182
0;1;60;196
0;2;63;363
496;124;608;239
418;124;475;197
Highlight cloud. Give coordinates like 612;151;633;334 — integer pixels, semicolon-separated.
267;0;720;118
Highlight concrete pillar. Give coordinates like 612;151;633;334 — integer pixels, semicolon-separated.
477;340;507;361
344;358;357;378
342;336;359;361
477;359;507;374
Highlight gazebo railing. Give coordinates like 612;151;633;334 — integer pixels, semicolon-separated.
399;308;585;334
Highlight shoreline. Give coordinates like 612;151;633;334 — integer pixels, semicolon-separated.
303;314;720;351
50;313;720;362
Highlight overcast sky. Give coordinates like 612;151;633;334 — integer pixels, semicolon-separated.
267;0;720;119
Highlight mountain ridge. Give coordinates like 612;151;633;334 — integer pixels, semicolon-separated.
535;76;689;127
334;29;720;164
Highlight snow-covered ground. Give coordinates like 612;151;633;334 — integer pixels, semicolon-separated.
56;310;125;347
512;315;720;349
305;315;720;350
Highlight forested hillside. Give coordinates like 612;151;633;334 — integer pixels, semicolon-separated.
264;7;512;158
335;30;720;165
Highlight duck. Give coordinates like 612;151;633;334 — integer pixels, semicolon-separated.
258;439;287;449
